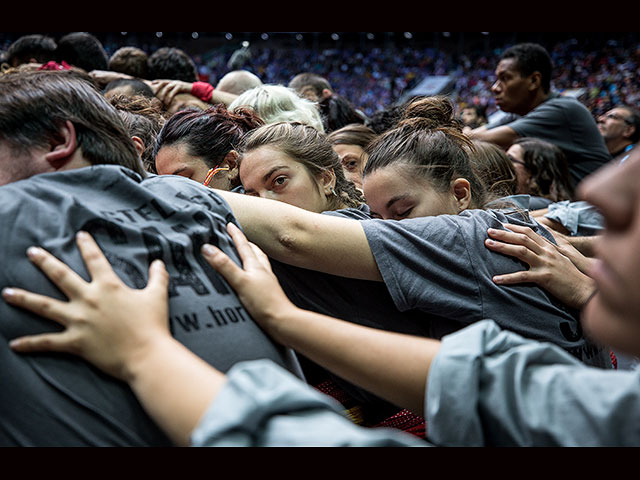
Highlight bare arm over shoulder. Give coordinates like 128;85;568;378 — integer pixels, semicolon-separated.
214;190;383;281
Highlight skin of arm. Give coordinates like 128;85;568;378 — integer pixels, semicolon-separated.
4;232;226;447
6;225;440;439
214;190;383;281
468;124;519;149
484;223;596;309
202;223;439;415
150;79;238;107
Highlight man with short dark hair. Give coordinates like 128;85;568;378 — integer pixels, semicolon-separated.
6;34;57;67
55;32;109;72
0;69;302;446
597;105;639;163
469;43;611;186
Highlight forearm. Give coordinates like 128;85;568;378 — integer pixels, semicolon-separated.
214;190;382;280
269;305;440;416
467;125;518;149
125;335;227;447
210;89;238;106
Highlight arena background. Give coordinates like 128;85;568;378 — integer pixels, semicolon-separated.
2;31;638;120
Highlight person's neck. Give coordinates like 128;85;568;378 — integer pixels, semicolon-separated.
524;90;551;115
607;138;633;156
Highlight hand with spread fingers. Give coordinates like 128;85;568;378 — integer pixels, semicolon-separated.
485;223;596;309
200;223;300;345
4;231;171;382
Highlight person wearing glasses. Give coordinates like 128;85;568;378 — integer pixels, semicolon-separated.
597;106;640;164
467;43;611;187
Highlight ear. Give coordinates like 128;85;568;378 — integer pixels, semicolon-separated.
528;71;542;92
623;124;636;141
220;150;239;171
131;136;146;157
318;168;337;195
451;178;472;212
44;120;78;170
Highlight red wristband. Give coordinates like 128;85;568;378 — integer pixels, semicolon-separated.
191;81;214;102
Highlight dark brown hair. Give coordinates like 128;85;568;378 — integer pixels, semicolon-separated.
363;95;488;209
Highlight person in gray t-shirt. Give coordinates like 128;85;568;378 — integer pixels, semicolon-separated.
468;43;611;186
0;70;301;446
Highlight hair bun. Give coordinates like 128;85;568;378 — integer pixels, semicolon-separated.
399;95;461;131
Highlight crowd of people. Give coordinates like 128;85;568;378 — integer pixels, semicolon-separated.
1;32;640;447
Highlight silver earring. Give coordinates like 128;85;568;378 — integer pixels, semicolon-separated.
330;187;337;197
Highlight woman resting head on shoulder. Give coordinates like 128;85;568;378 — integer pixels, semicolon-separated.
361;95;489;220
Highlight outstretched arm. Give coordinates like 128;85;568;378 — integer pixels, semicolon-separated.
214;190;383;281
202;223;439;415
5;232;226;447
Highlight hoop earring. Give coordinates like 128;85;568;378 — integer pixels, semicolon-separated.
330;187;338;197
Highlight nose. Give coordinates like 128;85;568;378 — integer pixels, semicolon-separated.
490;80;501;94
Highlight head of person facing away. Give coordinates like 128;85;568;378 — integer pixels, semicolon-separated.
108;46;149;80
215;69;263;96
506;137;575;202
229;84;325;133
0;69;145;185
327;123;378;190
108;93;167;175
103;78;155;100
153;104;263;190
237;121;366;213
54;32;109;73
147;47;198;83
491;42;553;116
6;34;57;68
362;95;488;220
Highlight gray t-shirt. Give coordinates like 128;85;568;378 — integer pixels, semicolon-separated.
427;320;640;446
0;165;302;446
361;208;611;368
500;95;612;186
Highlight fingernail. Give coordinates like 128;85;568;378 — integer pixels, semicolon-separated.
76;231;89;240
485;239;494;246
493;276;503;283
26;246;42;259
9;338;20;348
201;244;216;256
2;287;15;298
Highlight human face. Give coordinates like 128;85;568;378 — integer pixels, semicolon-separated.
363;164;458;220
461;108;479;127
155;143;230;190
506;144;531;194
491;58;533;115
239;146;331;213
597;108;633;143
579;150;640;357
332;144;367;189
